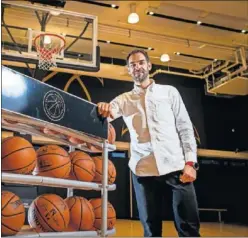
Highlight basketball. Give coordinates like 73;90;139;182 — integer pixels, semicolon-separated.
34;145;71;178
69;151;96;182
65;196;95;231
93;156;116;184
1;190;25;236
108;123;116;144
28;194;70;232
90;198;116;230
40;127;60;135
1;136;37;174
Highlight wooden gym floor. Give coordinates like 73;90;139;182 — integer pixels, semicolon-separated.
13;220;248;237
114;220;248;237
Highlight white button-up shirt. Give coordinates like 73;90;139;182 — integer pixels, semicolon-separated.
110;80;197;176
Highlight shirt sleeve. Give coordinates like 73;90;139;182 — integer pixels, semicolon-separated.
108;95;123;122
170;87;197;162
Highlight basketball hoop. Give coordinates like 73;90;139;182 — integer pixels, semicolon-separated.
34;33;65;71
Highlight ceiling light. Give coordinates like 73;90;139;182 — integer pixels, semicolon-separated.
44;35;51;44
106;40;111;44
128;4;139;24
214;59;218;61
241;29;246;33
197;21;202;25
111;4;117;8
50;10;60;16
160;54;170;62
148;47;153;50
176;52;180;55
149;11;154;15
128;13;139;24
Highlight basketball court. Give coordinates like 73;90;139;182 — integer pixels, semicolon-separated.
1;0;248;237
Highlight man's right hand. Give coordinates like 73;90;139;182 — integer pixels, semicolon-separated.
97;102;113;118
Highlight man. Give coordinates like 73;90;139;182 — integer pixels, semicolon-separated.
97;49;200;237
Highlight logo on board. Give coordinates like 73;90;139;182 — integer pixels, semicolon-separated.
43;90;65;121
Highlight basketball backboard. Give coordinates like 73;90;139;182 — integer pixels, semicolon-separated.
2;1;100;72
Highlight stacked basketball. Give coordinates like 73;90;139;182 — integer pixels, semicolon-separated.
68;122;116;152
90;198;116;230
2;136;37;175
108;123;116;145
2;137;117;185
69;151;96;182
1;138;117;234
64;196;116;232
64;196;95;231
34;145;71;178
1;191;26;236
69;152;117;184
28;194;70;232
27;194;116;232
93;156;117;184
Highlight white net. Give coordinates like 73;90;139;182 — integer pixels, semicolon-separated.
34;34;65;71
37;47;58;70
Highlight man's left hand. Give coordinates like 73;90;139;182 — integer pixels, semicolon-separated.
180;165;197;183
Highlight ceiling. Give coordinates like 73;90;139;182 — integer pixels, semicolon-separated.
2;0;248;71
1;0;248;96
63;0;248;71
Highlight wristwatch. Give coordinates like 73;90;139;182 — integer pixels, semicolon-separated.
185;161;199;170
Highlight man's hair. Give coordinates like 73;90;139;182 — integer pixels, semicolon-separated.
126;49;150;65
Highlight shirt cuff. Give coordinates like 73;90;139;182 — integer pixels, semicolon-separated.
185;152;197;163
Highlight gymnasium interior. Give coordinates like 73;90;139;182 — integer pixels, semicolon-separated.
1;0;248;237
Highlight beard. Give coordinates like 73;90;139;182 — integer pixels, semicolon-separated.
132;68;149;84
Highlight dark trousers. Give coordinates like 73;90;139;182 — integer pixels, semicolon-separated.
132;171;200;237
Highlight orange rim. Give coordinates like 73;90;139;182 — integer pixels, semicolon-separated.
34;33;66;54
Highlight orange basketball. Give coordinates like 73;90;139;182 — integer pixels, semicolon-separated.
69;151;96;182
108;123;116;144
65;196;95;231
93;156;116;184
34;145;71;178
1;190;25;236
1;136;37;174
28;194;70;232
90;198;116;230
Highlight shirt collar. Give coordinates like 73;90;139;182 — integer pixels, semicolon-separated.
132;79;155;95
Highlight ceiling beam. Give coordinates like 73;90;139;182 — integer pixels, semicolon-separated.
2;60;133;82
